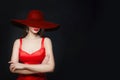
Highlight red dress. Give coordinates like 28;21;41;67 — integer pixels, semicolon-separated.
17;38;47;80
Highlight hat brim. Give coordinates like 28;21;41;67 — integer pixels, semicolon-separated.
11;19;60;29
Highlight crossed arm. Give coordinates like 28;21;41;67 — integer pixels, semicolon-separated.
9;37;55;74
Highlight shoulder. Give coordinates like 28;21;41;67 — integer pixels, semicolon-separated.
44;37;52;45
44;37;51;42
13;38;21;46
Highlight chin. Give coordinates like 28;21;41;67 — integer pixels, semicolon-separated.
32;31;39;34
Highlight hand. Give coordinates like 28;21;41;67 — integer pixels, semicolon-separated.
8;61;25;72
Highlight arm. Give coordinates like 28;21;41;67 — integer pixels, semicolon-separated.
10;69;37;74
10;39;20;63
11;54;50;74
23;37;55;73
9;39;38;74
9;53;50;74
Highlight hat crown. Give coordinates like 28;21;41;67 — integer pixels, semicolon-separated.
27;10;44;20
12;10;59;29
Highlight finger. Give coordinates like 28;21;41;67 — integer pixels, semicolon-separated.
8;61;12;63
10;64;15;69
8;61;14;64
10;65;15;72
9;66;12;71
10;64;13;67
11;66;16;72
10;64;14;66
12;67;16;72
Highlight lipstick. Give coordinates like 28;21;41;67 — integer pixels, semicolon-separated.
34;28;39;31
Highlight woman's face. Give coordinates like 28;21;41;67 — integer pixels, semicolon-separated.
28;27;40;34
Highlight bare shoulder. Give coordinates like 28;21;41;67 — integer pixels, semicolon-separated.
13;38;20;46
44;37;53;47
44;37;52;43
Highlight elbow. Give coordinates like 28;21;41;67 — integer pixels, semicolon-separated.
49;68;54;72
9;68;14;73
48;65;55;72
10;70;15;73
10;69;16;73
9;67;16;73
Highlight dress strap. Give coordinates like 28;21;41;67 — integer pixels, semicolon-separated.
41;37;45;48
19;38;22;49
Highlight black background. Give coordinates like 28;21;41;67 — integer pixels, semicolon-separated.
0;0;112;80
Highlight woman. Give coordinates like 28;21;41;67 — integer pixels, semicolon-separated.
8;10;59;80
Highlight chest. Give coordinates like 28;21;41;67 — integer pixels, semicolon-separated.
19;48;46;64
21;40;42;54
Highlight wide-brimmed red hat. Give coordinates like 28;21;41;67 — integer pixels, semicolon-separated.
11;10;59;29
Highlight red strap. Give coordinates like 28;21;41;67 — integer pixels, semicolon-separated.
19;38;22;49
41;37;44;48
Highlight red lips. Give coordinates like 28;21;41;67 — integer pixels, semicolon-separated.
34;28;39;31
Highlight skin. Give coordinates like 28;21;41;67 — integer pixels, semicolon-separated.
8;26;55;74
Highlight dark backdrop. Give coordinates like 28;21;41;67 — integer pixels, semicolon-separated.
0;0;108;80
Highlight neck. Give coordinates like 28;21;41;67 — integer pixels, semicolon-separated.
25;32;40;39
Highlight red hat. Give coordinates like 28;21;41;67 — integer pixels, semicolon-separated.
11;10;59;29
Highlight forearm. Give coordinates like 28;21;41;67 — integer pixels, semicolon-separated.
12;69;39;74
24;64;55;73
